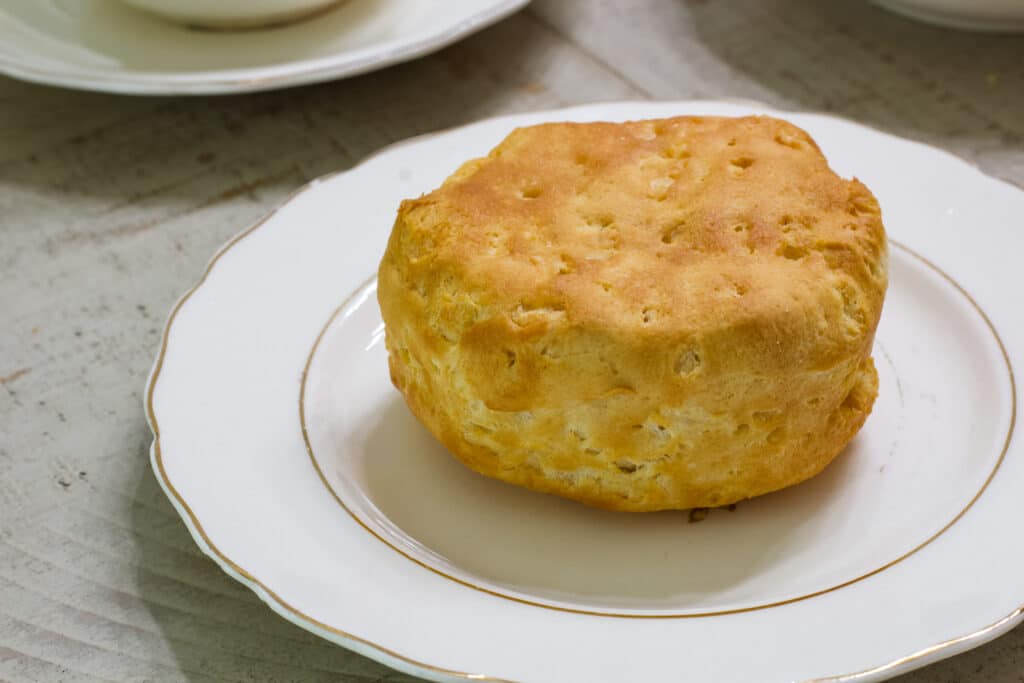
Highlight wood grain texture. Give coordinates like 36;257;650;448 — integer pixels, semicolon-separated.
0;1;1021;681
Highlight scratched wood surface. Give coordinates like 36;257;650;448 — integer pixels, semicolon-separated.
1;1;1022;681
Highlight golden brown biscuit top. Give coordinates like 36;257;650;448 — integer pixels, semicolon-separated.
386;116;887;369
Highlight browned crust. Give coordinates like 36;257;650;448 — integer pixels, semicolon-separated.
378;115;888;511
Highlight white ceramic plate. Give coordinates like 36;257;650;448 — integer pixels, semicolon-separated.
0;0;528;95
147;101;1024;682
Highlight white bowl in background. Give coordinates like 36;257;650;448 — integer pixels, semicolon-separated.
873;0;1024;32
119;0;343;29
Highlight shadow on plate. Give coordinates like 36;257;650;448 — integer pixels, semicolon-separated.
360;396;861;611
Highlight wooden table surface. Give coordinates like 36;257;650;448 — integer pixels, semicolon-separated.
2;1;1022;681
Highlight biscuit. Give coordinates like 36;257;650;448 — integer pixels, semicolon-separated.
377;116;888;511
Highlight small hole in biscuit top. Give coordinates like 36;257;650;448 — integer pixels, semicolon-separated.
662;221;686;244
616;460;639;474
642;308;655;324
730;157;755;170
675;348;701;376
735;423;750;435
504;349;517;368
767;427;786;445
732;221;751;233
582;214;615;232
520;185;542;199
780;244;807;260
727;138;737;147
661;140;690;160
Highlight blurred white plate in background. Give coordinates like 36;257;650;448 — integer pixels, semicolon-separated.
873;0;1024;32
0;0;529;95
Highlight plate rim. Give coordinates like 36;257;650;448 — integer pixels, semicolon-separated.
0;0;530;95
145;99;1024;682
